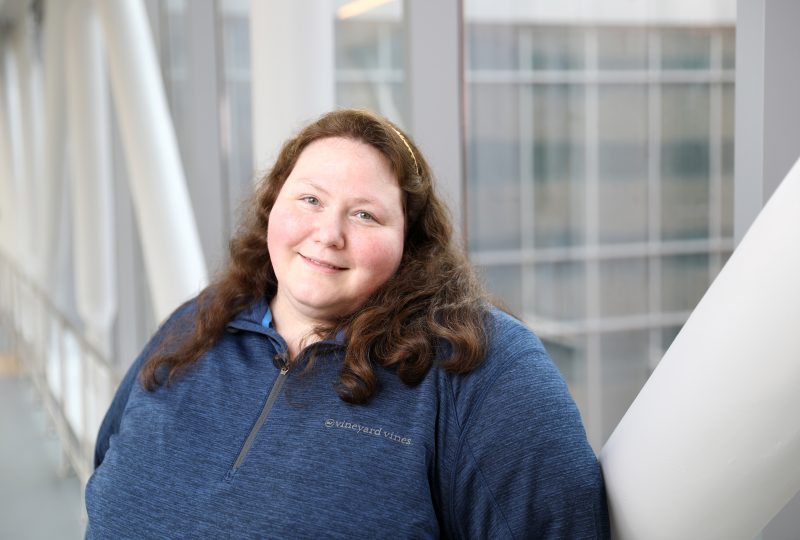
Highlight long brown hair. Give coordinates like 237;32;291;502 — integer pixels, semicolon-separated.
141;109;488;403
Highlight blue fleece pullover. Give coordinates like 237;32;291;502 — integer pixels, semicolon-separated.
85;299;609;539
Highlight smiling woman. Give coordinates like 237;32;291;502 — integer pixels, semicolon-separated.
84;109;609;538
267;137;406;353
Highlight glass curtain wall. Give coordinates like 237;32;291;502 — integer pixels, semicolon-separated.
143;0;734;449
464;4;735;446
333;0;407;127
218;0;254;222
158;0;254;240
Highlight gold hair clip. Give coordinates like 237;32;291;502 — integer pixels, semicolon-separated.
390;127;420;176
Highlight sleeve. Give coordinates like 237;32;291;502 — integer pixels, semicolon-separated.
92;345;149;469
445;342;610;539
93;300;196;469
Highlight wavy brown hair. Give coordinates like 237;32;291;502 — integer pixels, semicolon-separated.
141;109;489;403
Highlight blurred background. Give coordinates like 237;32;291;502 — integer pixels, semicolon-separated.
0;0;798;538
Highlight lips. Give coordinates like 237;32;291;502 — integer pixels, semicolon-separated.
300;254;347;271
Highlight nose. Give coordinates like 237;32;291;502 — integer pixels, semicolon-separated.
312;211;345;249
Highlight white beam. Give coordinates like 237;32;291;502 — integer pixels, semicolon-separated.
65;0;116;354
1;43;26;269
95;0;207;321
9;16;44;282
601;156;800;539
0;50;17;261
40;0;68;293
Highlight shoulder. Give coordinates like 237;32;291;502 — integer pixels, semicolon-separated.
93;296;202;468
463;307;585;448
446;307;563;423
440;307;609;537
484;307;548;362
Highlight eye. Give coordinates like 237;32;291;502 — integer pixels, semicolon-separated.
301;196;320;206
354;210;376;222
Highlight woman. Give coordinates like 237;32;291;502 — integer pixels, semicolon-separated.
86;109;609;538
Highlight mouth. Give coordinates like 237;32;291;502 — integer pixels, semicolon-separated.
300;254;347;271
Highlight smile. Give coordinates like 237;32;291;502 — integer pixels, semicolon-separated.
300;254;346;271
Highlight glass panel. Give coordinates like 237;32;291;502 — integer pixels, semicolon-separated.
721;28;736;70
661;254;710;312
597;27;649;70
478;264;523;315
334;7;406;126
545;336;587;416
160;0;190;165
661;325;681;355
467;24;518;70
219;0;253;217
720;83;735;238
524;26;584;71
529;262;585;321
598;85;648;243
661;84;711;240
467;83;521;251
336;20;382;70
335;82;407;123
661;28;711;69
599;258;648;317
532;84;585;247
601;330;650;441
464;3;735;447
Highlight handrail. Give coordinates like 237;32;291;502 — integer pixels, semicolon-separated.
0;252;119;488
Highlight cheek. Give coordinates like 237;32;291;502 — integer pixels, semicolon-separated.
357;233;404;282
267;205;303;256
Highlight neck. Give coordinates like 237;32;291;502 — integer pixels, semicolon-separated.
269;295;326;359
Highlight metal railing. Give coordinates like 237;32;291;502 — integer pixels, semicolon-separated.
0;253;119;487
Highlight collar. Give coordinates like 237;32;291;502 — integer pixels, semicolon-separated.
226;297;347;348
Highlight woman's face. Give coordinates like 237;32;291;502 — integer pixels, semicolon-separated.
267;137;405;325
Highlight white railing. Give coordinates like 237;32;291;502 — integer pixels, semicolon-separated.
0;253;118;487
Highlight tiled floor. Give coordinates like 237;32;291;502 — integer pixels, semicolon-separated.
0;355;85;540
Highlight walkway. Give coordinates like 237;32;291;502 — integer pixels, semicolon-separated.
0;354;85;539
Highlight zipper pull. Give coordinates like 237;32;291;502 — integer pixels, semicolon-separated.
273;352;289;375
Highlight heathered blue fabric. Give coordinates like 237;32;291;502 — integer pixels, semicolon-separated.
85;299;609;539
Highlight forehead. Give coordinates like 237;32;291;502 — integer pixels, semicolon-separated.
287;137;400;191
295;137;388;169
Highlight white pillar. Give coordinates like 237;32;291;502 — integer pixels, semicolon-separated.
65;0;116;355
0;58;18;261
1;44;27;271
40;0;69;293
405;0;465;238
95;0;207;321
249;0;335;172
601;156;800;539
13;14;46;285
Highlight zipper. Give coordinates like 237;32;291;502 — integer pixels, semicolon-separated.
229;352;290;473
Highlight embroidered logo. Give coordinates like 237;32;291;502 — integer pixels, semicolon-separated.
324;418;412;446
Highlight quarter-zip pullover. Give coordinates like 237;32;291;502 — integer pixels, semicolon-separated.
85;299;609;539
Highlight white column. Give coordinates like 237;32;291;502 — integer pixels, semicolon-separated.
733;2;800;536
0;58;18;261
40;0;69;293
249;0;335;172
601;156;800;540
95;0;208;321
13;14;46;285
734;0;800;244
65;0;116;355
405;0;465;238
1;44;27;270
